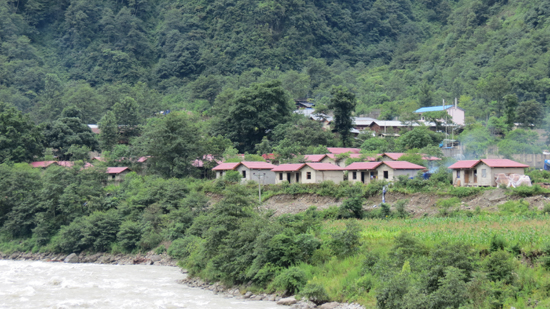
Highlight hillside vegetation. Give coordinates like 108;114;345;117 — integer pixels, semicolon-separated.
1;0;550;122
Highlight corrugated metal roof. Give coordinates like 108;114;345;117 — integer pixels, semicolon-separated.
354;117;376;126
448;160;480;169
212;162;241;171
345;162;382;170
305;163;344;171
137;156;151;163
303;154;327;162
107;167;130;174
327;148;361;154
383;161;425;170
480;159;529;168
30;161;56;168
415;105;453;113
241;161;276;169
272;164;306;172
383;153;404;160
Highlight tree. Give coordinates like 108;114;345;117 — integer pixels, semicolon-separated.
328;86;356;146
503;94;518;129
135;112;204;178
0;102;44;163
398;126;441;150
113;96;141;143
42;106;98;160
271;116;335;148
98;111;118;152
213;80;291;153
516;100;544;128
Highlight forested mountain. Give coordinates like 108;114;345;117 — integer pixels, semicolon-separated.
1;0;549;122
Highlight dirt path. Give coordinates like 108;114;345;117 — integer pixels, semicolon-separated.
262;189;550;217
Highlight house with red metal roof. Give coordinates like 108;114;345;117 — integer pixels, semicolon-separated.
303;154;336;165
448;159;529;187
327;147;361;155
107;167;131;184
212;161;277;184
346;161;426;184
271;163;344;184
30;161;57;168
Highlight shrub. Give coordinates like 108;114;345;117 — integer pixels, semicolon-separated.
300;283;330;305
365;180;388;197
489;234;507;252
449;186;482;197
379;203;391;219
328;221;362;258
270;267;307;295
117;220;142;251
394;200;409;218
509;184;543;197
139;223;163;251
224;170;241;183
168;236;202;260
340;196;364;219
483;251;515;284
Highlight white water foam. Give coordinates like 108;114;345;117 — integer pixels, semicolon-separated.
0;260;284;309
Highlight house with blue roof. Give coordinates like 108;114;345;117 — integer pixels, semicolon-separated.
415;103;464;126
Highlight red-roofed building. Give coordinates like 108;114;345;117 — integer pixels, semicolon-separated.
327;147;361;155
213;161;277;184
449;159;528;187
303;154;336;165
272;163;344;184
30;161;57;168
346;161;425;184
107;167;131;184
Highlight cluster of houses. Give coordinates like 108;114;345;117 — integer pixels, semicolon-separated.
29;158;146;184
212;147;531;187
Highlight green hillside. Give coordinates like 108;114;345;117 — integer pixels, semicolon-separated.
2;0;550;124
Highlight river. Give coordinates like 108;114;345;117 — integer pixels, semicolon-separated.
0;260;284;309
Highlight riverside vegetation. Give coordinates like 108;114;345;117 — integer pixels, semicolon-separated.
3;162;550;308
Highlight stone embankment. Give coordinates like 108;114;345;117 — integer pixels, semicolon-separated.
0;251;177;266
181;276;365;309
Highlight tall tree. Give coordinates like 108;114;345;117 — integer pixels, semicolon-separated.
214;80;291;153
503;94;519;129
98;111;118;152
516;100;544;128
42;106;98;160
328;86;356;147
135;112;204;178
0;102;44;163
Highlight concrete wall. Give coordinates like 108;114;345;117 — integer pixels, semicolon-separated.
236;165;276;184
108;171;129;185
376;164;395;181
393;169;422;179
447;106;465;126
275;171;300;184
321;157;336;165
488;166;525;186
348;170;378;184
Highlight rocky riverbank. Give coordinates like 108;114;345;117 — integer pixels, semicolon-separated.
0;251;177;266
180;276;365;309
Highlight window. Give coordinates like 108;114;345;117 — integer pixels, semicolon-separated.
482;169;486;178
307;172;312;179
279;173;283;180
384;171;389;179
352;172;357;180
242;170;246;178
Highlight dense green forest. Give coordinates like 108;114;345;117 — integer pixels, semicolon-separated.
2;0;550;122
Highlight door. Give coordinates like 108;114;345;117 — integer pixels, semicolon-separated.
473;170;478;183
287;173;291;183
296;173;300;183
464;171;469;184
361;172;365;183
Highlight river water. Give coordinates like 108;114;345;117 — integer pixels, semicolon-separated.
0;260;284;309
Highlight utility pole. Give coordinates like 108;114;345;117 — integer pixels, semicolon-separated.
253;172;266;204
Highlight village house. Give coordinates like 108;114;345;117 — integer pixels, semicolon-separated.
415;103;465;126
346;161;426;184
272;163;344;184
448;159;529;187
30;161;94;169
107;167;131;184
303;154;336;165
212;161;277;184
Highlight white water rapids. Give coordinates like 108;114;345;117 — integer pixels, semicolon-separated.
0;260;284;309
